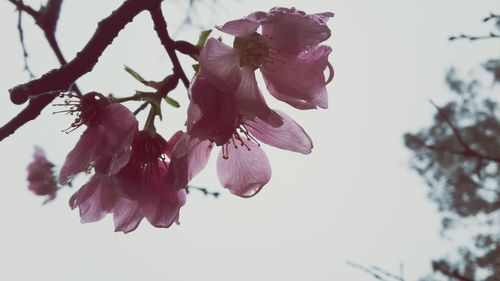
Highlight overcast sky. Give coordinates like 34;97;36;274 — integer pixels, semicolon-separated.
0;1;499;281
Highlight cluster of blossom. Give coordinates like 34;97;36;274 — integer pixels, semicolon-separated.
26;7;334;233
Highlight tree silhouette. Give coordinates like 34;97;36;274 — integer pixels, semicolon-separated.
404;14;500;281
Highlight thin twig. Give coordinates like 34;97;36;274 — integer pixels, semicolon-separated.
16;8;35;78
186;185;220;198
346;261;392;281
449;33;500;41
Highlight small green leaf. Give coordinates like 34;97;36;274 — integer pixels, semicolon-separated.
124;65;146;83
164;96;180;108
196;30;212;48
124;65;162;89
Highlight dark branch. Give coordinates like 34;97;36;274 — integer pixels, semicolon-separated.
9;0;163;105
149;4;190;88
7;0;81;95
7;0;38;19
2;0;164;141
0;92;59;141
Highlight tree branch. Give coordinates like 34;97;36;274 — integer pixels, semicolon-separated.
2;0;164;141
8;0;162;105
149;3;190;88
7;0;38;19
0;92;58;141
428;100;500;164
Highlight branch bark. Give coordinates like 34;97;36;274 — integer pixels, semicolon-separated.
1;0;164;141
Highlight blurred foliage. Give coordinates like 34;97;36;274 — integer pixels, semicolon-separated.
405;17;500;281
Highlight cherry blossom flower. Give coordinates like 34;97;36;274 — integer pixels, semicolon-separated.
58;92;138;185
69;130;187;233
26;146;57;203
201;7;334;110
168;71;313;197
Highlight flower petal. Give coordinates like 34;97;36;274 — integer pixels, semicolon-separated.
167;134;213;190
138;163;187;228
262;7;332;54
217;18;260;37
27;146;57;200
199;38;241;92
235;67;282;127
188;74;239;145
98;103;138;174
59;126;99;185
261;45;332;109
59;103;137;184
69;175;116;223
245;110;313;154
113;197;143;233
217;141;271;197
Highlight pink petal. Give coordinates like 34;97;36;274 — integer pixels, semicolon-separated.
164;130;184;159
27;146;57;200
314;12;335;23
245;110;313;154
138;162;187;228
98;103;138;174
262;8;332;54
113;197;143;233
199;38;241;92
235;67;282;127
59;103;137;184
216;141;271;197
217;18;260;37
246;11;268;22
188;74;239;145
69;176;116;223
59;126;99;185
261;45;332;109
167;134;213;190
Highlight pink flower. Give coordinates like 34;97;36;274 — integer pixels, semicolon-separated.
201;7;334;110
58;92;138;185
168;71;313;197
69;130;187;233
26;146;57;203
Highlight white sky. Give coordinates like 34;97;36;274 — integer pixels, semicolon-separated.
0;0;499;281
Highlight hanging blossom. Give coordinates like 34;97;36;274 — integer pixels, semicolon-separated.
201;7;334;110
26;146;57;203
56;92;138;185
167;70;313;197
70;130;188;233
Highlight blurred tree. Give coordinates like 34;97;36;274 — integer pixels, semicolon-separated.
404;14;500;281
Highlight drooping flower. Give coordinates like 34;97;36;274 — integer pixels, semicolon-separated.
58;92;138;185
69;130;187;233
26;146;57;203
201;7;334;110
168;69;313;197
